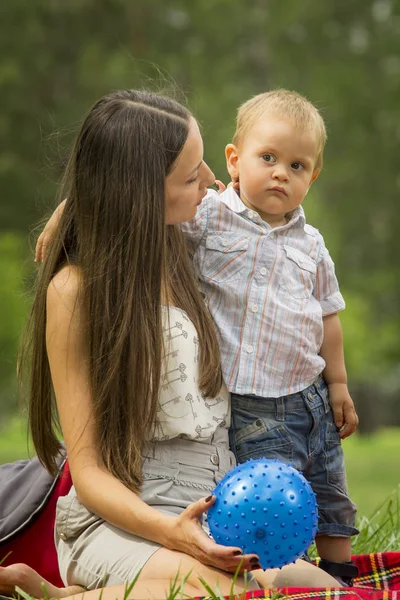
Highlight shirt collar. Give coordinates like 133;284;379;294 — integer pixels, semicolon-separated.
219;186;306;230
219;186;247;213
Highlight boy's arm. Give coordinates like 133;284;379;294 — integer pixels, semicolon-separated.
314;236;358;438
320;313;358;439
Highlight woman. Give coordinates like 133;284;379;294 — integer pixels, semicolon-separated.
1;90;339;600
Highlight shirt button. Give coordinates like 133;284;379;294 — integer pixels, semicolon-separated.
222;239;229;247
247;210;255;218
59;533;68;541
251;304;259;313
210;453;219;465
260;267;267;275
246;345;254;354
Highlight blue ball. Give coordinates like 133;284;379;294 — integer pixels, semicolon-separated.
207;458;318;569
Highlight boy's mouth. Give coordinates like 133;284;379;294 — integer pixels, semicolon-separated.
268;186;288;197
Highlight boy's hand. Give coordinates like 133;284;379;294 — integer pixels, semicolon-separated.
328;382;358;439
35;199;67;262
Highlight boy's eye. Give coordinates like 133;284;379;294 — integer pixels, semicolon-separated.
262;154;276;163
291;162;304;170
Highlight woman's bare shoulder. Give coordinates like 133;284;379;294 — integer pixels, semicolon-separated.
47;265;82;315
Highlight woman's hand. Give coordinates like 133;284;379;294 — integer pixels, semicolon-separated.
214;179;239;195
35;199;67;262
162;495;261;574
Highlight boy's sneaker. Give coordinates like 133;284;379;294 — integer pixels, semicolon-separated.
318;559;359;587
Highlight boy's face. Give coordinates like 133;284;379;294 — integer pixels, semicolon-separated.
226;117;320;225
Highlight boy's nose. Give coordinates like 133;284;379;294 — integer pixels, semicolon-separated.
272;165;289;181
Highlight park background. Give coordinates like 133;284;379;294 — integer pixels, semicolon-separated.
1;0;399;531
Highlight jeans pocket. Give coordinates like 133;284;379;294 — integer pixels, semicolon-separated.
231;408;293;464
325;419;348;494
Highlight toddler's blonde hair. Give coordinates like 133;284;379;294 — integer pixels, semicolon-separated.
233;89;327;170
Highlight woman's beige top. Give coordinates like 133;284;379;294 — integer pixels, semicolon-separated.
152;306;230;442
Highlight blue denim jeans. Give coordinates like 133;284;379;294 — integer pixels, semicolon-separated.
230;377;358;538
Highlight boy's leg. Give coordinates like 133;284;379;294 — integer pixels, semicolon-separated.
315;537;359;585
304;377;358;585
230;383;358;585
315;536;351;563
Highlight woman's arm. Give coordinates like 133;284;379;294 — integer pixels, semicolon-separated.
46;266;256;572
36;181;236;263
35;200;67;262
46;266;168;539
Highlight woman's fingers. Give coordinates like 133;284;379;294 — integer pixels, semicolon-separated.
35;232;49;263
215;180;226;194
215;179;240;194
183;494;215;519
175;497;260;573
201;542;259;573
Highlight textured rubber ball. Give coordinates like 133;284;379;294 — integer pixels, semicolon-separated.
207;458;318;569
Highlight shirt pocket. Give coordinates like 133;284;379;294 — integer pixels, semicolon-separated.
280;245;316;299
202;233;249;283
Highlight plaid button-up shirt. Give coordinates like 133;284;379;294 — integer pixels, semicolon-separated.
182;187;345;398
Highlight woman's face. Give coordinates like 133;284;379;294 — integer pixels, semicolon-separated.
165;118;215;225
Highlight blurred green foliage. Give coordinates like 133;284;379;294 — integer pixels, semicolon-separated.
1;0;399;431
0;234;30;418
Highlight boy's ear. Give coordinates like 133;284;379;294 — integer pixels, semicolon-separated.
225;144;240;181
309;168;321;187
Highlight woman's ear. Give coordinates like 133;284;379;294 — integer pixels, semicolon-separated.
225;144;240;182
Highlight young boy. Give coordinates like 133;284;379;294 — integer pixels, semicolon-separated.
36;89;359;585
182;89;359;585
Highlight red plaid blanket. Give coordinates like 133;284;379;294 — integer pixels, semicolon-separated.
201;553;400;600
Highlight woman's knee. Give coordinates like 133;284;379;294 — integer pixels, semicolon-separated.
271;559;342;588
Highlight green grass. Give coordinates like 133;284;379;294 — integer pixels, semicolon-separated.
1;418;400;520
308;487;400;556
344;428;400;519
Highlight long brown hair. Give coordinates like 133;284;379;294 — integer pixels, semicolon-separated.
22;90;222;492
